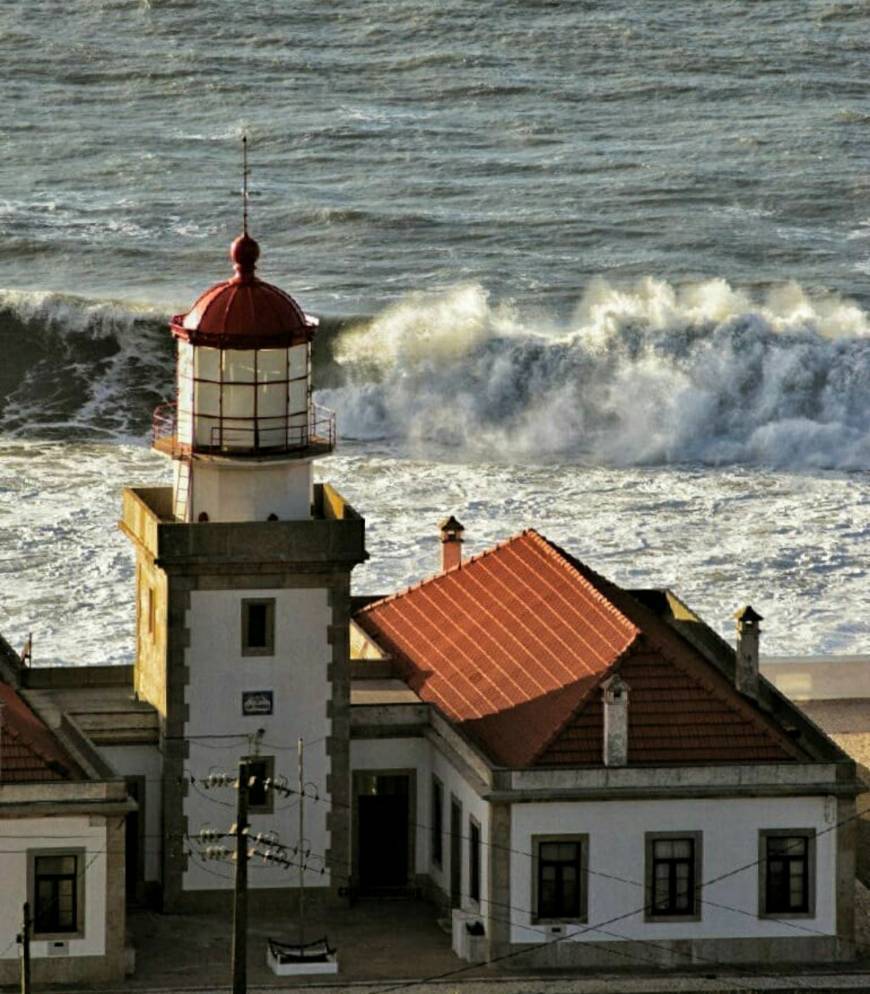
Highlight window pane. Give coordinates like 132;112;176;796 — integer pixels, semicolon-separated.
672;840;692;859
246;604;267;648
541;865;556;882
540;843;560;862
653;877;669;909
789;878;805;906
654;840;674;859
540;881;558;916
36;855;76;875
561;879;578;914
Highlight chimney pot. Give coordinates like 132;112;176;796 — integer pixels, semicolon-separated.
438;515;465;572
734;604;763;698
602;673;629;767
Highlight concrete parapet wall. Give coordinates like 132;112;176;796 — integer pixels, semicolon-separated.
763;656;870;702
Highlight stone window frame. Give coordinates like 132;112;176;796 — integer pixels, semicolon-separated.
758;828;817;920
468;815;482;907
242;755;275;815
531;833;589;925
644;830;703;923
241;598;276;657
430;775;444;870
28;847;87;941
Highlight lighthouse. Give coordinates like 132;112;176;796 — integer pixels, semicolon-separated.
120;221;366;911
152;230;333;523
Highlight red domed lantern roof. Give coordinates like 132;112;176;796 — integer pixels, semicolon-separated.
170;233;317;349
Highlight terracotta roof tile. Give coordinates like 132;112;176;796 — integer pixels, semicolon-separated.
357;529;806;769
356;530;639;767
0;682;81;783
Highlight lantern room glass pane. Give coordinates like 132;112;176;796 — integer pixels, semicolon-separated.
288;380;307;417
223;350;257;384
195;381;221;418
257;381;287;418
257;349;287;383
288;344;307;380
195;346;220;382
223;383;255;418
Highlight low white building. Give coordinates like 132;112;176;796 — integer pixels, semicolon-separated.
348;526;859;967
0;641;131;985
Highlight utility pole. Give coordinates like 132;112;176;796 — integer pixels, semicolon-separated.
231;760;249;994
298;737;305;949
18;902;31;994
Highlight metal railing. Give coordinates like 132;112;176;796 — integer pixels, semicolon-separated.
151;402;336;456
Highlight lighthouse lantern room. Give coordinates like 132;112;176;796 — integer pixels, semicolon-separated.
152;231;335;523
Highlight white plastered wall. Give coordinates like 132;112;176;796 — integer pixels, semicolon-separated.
431;745;490;914
183;588;332;892
510;795;836;944
190;460;312;522
0;815;107;959
98;744;163;885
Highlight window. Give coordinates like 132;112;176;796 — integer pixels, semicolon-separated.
469;817;481;904
760;830;815;917
645;832;702;921
243;756;274;814
30;851;84;937
147;586;156;637
431;777;443;868
241;598;275;656
532;835;588;923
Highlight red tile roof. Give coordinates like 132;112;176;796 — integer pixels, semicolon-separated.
0;682;81;783
356;530;804;769
356;530;640;767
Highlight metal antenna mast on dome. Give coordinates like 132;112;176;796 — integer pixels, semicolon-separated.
241;134;250;235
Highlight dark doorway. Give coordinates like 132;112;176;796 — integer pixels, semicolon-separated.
357;774;410;893
450;796;462;908
124;777;145;904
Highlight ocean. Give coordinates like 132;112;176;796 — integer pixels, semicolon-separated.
0;0;867;666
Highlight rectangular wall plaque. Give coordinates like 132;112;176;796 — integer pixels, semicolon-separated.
242;690;274;716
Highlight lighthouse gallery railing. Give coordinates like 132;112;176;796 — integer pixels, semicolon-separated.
152;402;336;456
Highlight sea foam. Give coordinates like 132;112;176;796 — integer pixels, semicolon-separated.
323;278;870;470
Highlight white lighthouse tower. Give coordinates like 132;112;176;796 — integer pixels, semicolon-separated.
120;218;366;911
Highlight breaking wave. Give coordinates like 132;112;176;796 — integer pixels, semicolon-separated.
323;278;870;470
2;279;869;470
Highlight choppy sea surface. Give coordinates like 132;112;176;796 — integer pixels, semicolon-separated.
0;1;868;665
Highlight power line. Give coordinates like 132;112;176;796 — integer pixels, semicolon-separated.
184;841;867;993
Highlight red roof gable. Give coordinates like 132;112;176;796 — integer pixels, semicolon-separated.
355;530;640;767
0;682;81;783
356;530;804;769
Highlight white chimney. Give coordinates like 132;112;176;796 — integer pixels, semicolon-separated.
734;605;762;698
602;673;629;768
438;515;465;572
